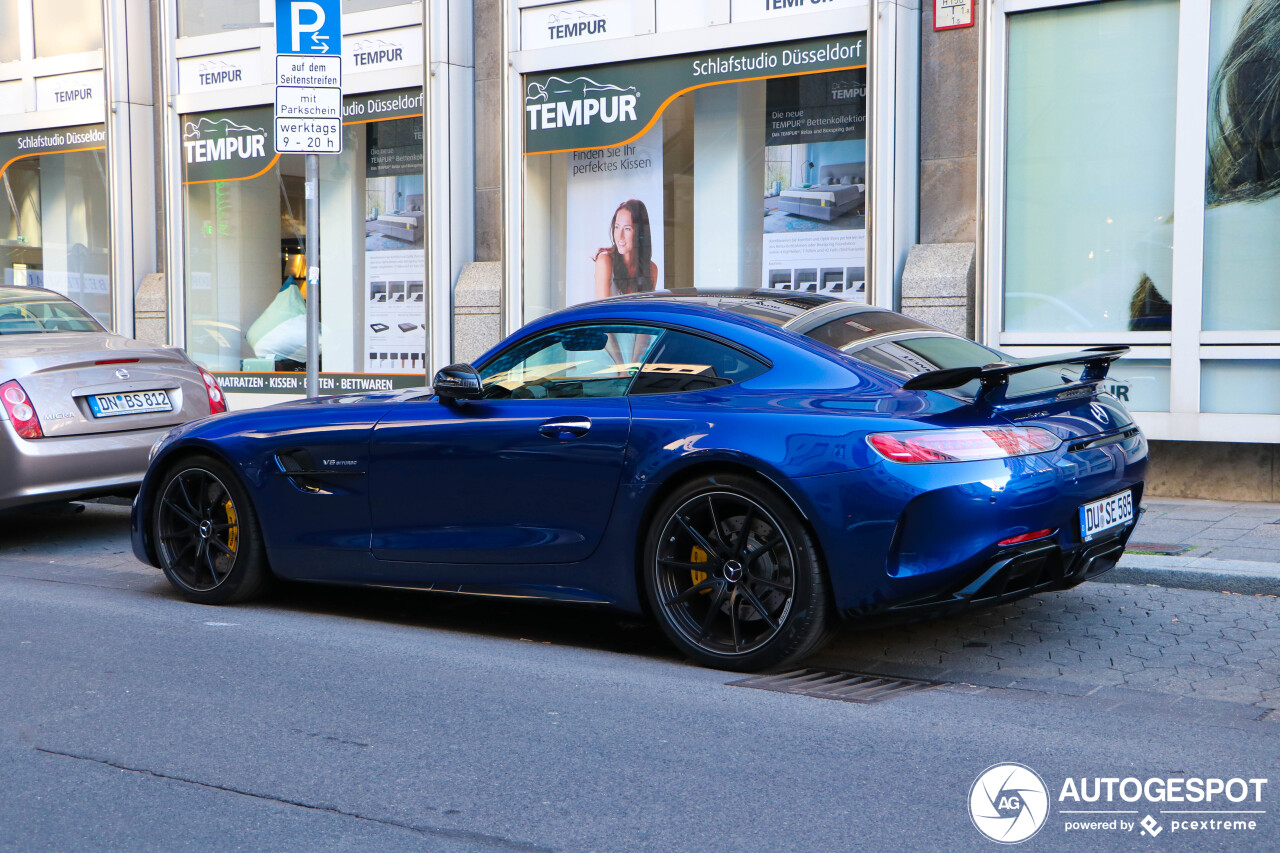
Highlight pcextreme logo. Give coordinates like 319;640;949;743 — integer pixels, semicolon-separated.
524;76;639;132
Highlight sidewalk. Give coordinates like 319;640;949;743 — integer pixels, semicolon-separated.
1107;497;1280;596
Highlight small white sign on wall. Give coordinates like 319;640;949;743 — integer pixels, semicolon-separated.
343;27;423;75
521;0;634;51
34;71;104;112
935;0;973;30
178;51;262;93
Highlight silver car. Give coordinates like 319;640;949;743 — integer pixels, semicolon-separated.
0;285;226;510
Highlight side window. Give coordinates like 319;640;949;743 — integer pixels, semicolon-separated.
478;324;662;399
629;331;767;395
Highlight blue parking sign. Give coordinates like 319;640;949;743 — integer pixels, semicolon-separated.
275;0;341;56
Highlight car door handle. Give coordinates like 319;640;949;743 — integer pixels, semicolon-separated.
539;416;591;439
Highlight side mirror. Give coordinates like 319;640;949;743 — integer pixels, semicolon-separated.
433;363;483;401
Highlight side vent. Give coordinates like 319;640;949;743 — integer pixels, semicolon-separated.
275;449;322;493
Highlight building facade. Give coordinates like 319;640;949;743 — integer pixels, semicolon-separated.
1;0;1275;499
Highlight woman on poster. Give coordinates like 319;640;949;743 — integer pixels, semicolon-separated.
594;199;659;299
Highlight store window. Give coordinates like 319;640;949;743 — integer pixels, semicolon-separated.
33;0;103;56
1105;359;1171;413
0;125;112;326
1201;361;1280;414
1;0;19;64
522;35;868;321
177;0;262;37
1203;0;1280;331
181;90;425;397
1003;0;1178;334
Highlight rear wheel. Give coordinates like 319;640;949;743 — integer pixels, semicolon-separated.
643;474;833;671
153;455;270;604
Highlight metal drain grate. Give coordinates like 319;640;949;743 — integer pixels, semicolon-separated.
728;668;939;704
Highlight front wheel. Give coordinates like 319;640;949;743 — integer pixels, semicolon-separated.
153;455;271;604
643;474;834;671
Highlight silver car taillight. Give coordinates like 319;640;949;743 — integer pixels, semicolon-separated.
197;366;227;414
0;380;44;439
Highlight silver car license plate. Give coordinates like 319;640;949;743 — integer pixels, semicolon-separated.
87;390;173;418
1079;489;1134;541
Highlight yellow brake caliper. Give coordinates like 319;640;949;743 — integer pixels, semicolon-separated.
690;545;709;591
224;500;239;554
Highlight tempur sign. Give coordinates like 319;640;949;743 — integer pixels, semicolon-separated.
525;78;638;131
183;118;268;163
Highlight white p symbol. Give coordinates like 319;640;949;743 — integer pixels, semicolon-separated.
290;1;325;51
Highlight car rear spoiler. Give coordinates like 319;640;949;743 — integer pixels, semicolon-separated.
901;346;1129;404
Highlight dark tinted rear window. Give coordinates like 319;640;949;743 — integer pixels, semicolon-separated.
629;331;767;395
803;311;931;350
851;335;1073;398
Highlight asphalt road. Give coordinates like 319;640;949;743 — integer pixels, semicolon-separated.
1;506;1277;851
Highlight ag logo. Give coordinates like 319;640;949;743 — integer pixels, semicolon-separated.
969;763;1050;844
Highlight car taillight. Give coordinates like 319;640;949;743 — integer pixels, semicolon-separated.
197;366;227;414
866;427;1060;463
0;380;44;439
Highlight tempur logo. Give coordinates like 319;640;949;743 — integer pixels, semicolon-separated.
196;60;242;87
546;9;606;40
525;77;638;131
182;118;267;164
351;37;403;67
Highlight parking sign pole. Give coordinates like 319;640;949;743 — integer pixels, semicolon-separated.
305;154;320;398
274;0;342;398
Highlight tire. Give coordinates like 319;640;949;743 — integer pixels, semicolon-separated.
643;473;834;672
152;454;272;605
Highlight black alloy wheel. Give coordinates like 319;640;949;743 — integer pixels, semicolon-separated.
644;474;833;671
154;455;270;604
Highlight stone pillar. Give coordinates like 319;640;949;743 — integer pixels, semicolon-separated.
902;3;980;338
899;243;974;337
453;261;502;364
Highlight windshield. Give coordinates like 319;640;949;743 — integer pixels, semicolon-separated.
0;289;103;334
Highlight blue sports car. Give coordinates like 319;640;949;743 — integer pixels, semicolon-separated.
132;291;1146;671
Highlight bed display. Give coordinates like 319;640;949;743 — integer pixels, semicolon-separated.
367;194;425;242
773;163;865;221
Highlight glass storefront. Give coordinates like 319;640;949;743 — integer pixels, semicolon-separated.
1003;0;1178;334
522;35;868;322
0;125;112;326
1203;0;1280;331
181;90;425;395
998;0;1280;436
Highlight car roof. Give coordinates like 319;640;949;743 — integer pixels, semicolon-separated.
578;288;897;329
0;285;67;303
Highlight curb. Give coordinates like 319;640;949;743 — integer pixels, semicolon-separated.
1092;553;1280;597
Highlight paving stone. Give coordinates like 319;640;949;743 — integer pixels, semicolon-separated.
825;582;1278;711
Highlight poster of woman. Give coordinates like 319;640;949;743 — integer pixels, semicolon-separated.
593;199;659;298
564;120;664;306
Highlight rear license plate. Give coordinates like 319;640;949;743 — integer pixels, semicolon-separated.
1079;490;1134;541
87;390;172;418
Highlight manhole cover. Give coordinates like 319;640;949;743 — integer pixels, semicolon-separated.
729;668;939;704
